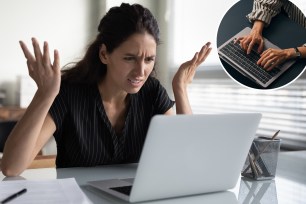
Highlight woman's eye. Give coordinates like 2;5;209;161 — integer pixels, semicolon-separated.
145;57;155;63
124;57;135;61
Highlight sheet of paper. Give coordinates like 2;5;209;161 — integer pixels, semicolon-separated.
0;178;92;204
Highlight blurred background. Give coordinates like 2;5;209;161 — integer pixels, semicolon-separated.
0;0;305;154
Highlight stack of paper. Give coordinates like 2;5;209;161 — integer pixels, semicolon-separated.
0;178;91;203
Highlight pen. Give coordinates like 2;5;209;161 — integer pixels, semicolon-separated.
1;188;27;204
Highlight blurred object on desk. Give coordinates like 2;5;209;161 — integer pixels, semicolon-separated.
0;106;26;121
0;155;56;169
0;107;56;157
17;75;36;108
0;89;5;107
0;121;17;153
27;155;56;169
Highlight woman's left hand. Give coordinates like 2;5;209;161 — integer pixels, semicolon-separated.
172;42;212;114
257;48;294;71
172;42;212;89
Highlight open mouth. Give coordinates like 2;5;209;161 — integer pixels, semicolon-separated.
128;79;142;86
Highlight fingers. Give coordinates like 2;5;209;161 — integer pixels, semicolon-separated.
235;36;251;52
240;37;251;51
257;41;264;53
236;34;264;54
196;42;212;66
43;41;51;68
32;38;43;64
20;41;37;75
53;49;61;73
19;41;35;62
191;52;199;66
257;49;280;71
26;59;34;76
265;58;278;71
260;55;275;69
234;37;243;44
179;42;212;75
247;39;256;55
20;38;58;69
257;49;269;65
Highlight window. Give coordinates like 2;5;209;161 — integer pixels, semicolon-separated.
171;0;237;67
188;77;306;149
170;0;306;149
170;0;306;67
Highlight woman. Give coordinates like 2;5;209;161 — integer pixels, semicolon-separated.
1;3;211;176
236;0;306;71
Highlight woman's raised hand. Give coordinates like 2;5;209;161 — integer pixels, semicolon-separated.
172;42;212;89
171;42;212;114
19;38;61;99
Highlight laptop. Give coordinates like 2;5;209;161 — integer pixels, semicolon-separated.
88;113;262;203
218;27;296;88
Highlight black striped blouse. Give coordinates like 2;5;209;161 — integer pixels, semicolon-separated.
247;0;306;28
49;76;175;168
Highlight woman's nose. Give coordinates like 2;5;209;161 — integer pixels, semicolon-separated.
134;60;145;76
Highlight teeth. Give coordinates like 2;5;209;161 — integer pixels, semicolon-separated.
129;79;141;83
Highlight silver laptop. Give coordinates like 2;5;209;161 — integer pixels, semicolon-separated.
88;113;262;203
218;27;296;88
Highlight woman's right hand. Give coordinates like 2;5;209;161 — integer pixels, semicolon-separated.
235;20;265;54
19;38;61;100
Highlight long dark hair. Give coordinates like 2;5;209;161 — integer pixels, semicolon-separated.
61;3;160;84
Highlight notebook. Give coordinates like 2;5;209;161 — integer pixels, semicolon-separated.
88;113;262;203
218;27;296;88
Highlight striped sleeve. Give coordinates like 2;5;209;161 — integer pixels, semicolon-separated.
283;1;306;29
49;83;68;134
246;0;284;26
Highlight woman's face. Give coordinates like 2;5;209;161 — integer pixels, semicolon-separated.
100;32;156;94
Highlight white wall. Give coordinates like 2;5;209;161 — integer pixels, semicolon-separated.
1;0;305;106
0;0;162;105
0;0;92;105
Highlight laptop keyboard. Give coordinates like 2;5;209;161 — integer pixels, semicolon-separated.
110;185;132;196
219;40;281;84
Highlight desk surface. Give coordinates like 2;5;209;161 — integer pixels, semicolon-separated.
217;0;306;89
1;151;305;204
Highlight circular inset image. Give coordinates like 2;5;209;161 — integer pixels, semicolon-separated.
217;0;306;90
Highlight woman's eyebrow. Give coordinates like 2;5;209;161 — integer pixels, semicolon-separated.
124;53;136;56
124;53;156;58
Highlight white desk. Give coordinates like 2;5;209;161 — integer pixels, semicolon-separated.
1;151;305;204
